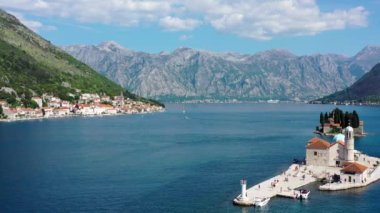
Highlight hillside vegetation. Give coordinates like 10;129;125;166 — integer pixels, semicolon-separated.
0;9;162;107
318;63;380;102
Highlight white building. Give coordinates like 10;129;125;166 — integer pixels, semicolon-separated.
305;138;346;167
42;108;54;117
306;126;357;167
306;126;370;184
61;101;70;108
78;104;94;115
340;162;369;184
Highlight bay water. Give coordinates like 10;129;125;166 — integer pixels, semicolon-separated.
1;103;379;212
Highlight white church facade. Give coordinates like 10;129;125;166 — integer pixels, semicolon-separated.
306;126;369;184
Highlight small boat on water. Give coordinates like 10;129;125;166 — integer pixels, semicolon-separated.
267;99;280;104
295;189;310;200
254;197;270;207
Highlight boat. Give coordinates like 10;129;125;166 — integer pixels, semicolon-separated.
295;189;310;200
233;195;254;206
254;197;270;207
267;99;280;104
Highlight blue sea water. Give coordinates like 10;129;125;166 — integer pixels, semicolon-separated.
0;103;380;213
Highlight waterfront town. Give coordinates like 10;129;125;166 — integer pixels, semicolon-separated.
0;93;164;121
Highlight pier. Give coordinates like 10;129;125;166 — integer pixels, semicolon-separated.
233;164;316;205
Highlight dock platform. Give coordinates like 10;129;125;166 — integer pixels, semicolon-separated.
233;164;316;205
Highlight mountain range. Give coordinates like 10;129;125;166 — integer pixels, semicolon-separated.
318;63;380;102
63;42;380;101
0;9;161;106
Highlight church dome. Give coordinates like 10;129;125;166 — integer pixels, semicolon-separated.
333;134;345;142
345;126;354;132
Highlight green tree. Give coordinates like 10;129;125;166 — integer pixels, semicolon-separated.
21;99;39;109
344;111;350;127
0;105;3;115
339;110;344;126
324;112;329;123
320;112;324;125
333;108;341;123
341;112;346;128
352;110;360;128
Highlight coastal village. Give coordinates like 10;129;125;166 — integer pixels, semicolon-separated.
0;93;164;121
234;117;380;207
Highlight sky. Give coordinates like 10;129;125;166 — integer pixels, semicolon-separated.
1;0;380;56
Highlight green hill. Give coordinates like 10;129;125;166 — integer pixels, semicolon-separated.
318;63;380;102
0;9;162;106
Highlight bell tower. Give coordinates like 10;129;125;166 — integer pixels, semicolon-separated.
345;126;355;162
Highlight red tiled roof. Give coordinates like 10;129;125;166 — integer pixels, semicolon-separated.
330;123;341;127
307;137;331;150
342;162;368;174
5;108;17;113
323;123;341;127
330;140;345;147
79;104;90;108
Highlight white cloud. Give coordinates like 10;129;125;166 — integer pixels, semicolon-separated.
200;0;368;40
159;16;201;31
9;11;56;32
0;0;369;39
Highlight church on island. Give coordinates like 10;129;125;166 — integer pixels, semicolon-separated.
233;123;380;206
306;126;378;189
233;125;380;207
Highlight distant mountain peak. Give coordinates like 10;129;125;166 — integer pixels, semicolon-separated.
172;46;200;57
63;42;380;101
318;63;380;102
354;45;380;59
254;49;296;59
362;45;380;50
97;41;126;52
174;46;196;52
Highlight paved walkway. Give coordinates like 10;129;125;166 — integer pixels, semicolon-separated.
234;164;316;205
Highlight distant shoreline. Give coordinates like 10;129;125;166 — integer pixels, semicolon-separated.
0;109;165;123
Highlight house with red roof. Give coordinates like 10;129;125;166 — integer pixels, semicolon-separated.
306;129;351;167
340;162;369;184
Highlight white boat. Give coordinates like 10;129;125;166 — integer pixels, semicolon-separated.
254;197;270;207
267;99;280;104
295;189;310;200
233;195;254;206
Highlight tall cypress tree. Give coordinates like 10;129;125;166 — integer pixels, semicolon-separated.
344;111;350;127
334;108;341;123
320;112;324;125
341;112;346;128
352;110;360;128
339;110;344;126
324;112;329;123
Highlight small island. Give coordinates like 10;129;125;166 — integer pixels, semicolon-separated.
315;108;365;136
233;125;380;207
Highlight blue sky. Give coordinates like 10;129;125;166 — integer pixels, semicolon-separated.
1;0;380;56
